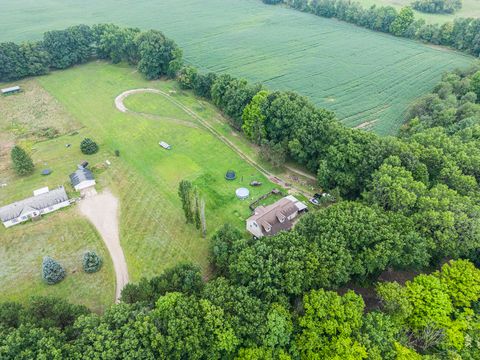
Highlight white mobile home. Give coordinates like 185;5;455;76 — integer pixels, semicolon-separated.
0;186;71;228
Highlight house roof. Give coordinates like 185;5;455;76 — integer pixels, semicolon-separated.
249;197;299;236
70;168;94;187
0;186;69;222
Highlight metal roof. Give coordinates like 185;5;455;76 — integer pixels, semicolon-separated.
0;186;68;222
69;168;94;187
1;86;20;94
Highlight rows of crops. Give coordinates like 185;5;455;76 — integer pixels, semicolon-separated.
0;0;474;134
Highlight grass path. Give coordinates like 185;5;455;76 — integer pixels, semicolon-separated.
115;88;314;198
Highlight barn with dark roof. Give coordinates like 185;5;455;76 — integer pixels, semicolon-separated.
70;167;96;192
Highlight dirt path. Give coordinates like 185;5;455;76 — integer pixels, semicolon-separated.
284;164;317;181
78;190;128;303
115;89;314;198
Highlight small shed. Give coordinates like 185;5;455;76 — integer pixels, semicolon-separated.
70;167;96;192
236;188;250;200
159;141;172;150
225;170;236;180
1;86;20;95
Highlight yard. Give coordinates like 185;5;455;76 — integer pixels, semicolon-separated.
0;62;288;308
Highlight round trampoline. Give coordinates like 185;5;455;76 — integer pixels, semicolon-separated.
236;187;250;200
225;170;236;180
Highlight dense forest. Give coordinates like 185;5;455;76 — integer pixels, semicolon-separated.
1;24;480;358
263;0;480;56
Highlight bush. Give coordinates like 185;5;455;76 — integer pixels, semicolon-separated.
82;251;102;273
80;138;99;155
42;256;66;285
10;145;34;176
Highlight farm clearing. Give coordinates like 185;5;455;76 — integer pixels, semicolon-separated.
1;62;313;308
0;0;474;135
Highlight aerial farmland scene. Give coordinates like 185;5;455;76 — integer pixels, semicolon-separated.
0;0;480;358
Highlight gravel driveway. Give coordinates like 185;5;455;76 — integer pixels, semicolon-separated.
79;190;129;302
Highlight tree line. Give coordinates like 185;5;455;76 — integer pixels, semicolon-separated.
412;0;463;14
1;24;480;358
262;0;480;56
0;258;478;358
0;23;182;82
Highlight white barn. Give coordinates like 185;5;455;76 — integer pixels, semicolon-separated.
0;186;71;228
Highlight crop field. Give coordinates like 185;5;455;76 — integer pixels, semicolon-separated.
0;0;474;135
355;0;480;24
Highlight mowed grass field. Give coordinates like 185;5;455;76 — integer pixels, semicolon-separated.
0;63;282;308
1;62;280;294
0;80;115;311
356;0;480;24
0;0;474;134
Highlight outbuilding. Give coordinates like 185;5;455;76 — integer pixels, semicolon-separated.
1;86;21;95
70;167;96;194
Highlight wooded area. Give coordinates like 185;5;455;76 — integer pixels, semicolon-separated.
1;24;479;358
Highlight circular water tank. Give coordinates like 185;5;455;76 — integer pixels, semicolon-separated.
236;187;250;200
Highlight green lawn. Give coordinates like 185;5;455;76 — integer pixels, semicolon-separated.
0;209;115;313
0;0;474;135
0;78;116;311
31;62;279;282
0;62;317;309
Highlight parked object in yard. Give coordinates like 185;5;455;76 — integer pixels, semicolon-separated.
80;161;89;168
105;160;111;166
309;198;320;206
236;187;250;200
250;181;262;187
1;86;20;95
159;141;172;150
225;170;236;180
41;169;52;176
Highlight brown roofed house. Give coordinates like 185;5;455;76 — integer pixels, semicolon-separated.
246;195;307;238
